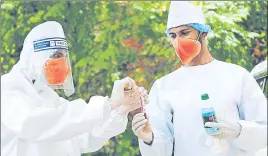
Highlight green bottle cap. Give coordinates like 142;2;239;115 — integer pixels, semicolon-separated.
201;93;209;100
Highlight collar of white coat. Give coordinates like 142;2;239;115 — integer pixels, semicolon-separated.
167;1;206;30
180;59;218;70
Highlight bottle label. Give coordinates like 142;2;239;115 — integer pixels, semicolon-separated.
201;109;219;133
202;114;216;128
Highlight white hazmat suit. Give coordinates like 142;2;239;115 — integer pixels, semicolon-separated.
1;21;142;156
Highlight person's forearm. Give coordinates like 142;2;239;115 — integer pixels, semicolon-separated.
3;96;110;142
139;131;173;156
143;132;154;145
90;107;128;138
232;120;267;151
79;109;128;153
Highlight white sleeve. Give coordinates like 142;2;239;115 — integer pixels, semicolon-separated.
1;91;112;142
233;69;267;151
78;106;128;153
139;80;174;156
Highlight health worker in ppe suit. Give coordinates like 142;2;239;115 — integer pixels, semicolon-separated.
131;2;267;156
1;21;149;156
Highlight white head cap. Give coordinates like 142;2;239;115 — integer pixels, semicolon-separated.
167;1;206;30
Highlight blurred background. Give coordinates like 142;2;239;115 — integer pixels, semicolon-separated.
1;1;267;156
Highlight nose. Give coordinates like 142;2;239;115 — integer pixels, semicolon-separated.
174;37;181;47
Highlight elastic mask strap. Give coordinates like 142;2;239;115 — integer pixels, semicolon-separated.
196;32;202;43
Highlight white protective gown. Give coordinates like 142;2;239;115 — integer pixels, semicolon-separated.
139;60;267;156
1;63;127;156
1;21;128;156
1;63;128;156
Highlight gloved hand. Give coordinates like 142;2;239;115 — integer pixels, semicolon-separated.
205;121;242;139
123;87;149;113
110;77;149;114
140;87;149;105
128;88;149;119
132;113;153;143
110;77;137;110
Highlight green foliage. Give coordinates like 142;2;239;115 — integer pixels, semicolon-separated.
241;1;267;66
1;1;267;156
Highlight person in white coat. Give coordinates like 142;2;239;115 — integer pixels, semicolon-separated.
1;21;148;156
131;1;267;156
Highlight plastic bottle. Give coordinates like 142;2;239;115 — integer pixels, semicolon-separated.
201;93;219;134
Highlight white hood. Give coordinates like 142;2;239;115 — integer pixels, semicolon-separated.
14;21;66;82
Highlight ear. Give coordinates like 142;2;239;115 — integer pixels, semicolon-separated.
202;32;208;38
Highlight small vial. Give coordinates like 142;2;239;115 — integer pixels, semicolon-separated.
140;97;147;119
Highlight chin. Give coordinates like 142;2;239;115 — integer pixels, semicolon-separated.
192;53;202;62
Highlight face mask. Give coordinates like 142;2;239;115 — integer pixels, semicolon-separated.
43;57;70;85
175;34;201;64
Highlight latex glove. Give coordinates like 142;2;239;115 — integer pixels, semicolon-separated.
140;87;149;105
132;112;153;143
119;87;148;114
127;87;149;119
205;121;242;139
110;77;136;110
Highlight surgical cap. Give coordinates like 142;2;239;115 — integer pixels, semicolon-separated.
165;1;211;36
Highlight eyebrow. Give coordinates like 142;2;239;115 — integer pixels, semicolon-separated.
169;28;191;34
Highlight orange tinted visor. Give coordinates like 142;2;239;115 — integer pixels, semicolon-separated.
44;57;70;85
